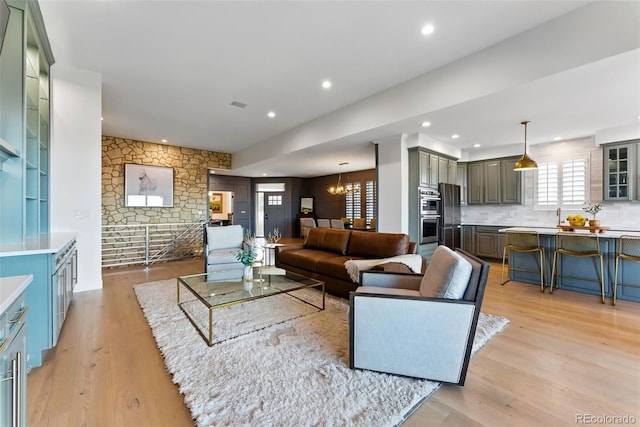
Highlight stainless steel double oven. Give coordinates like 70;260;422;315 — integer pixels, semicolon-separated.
419;187;440;243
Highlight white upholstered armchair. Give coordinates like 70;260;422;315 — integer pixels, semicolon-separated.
349;246;490;385
203;224;245;278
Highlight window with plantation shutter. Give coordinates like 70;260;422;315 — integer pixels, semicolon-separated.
535;155;588;208
345;182;361;221
562;159;587;205
365;180;376;224
537;162;558;206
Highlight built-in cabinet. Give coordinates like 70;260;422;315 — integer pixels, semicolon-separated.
603;141;639;201
0;0;53;243
474;226;506;259
460;225;506;260
456;163;468;205
52;239;77;345
0;275;31;427
465;156;522;205
0;234;76;369
408;148;457;244
461;225;474;253
409;148;457;190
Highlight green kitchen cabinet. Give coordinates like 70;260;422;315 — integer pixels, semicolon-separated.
466;157;522;205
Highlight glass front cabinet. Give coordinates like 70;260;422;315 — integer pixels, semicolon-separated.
604;142;638;201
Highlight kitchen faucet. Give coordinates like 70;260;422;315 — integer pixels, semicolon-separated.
556;207;562;225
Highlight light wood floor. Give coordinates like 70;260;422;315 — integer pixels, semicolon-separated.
27;258;639;426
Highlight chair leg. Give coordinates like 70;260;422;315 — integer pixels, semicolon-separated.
501;247;508;285
598;254;605;304
539;249;545;293
550;251;558;294
613;256;619;306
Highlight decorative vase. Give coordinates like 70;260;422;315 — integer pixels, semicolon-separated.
589;219;600;228
243;265;253;282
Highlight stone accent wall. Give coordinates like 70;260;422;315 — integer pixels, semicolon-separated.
102;136;231;225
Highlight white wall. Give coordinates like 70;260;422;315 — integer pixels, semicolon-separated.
50;64;103;292
375;134;408;234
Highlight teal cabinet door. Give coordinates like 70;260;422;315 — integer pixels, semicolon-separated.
0;323;27;427
0;254;52;368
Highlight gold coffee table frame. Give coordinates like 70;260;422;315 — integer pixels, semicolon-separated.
177;268;325;346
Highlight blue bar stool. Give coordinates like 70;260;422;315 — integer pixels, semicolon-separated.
613;234;640;305
551;232;605;304
501;230;545;292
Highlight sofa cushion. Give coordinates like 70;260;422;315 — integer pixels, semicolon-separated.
277;248;338;272
347;231;409;258
316;255;365;282
206;225;244;250
304;228;351;255
419;246;472;299
207;248;242;266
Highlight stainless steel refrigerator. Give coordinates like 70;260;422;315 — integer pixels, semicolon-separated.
438;183;461;249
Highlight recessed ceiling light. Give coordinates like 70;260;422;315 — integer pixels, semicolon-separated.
553;136;562;141
322;80;332;89
263;173;267;176
161;139;167;143
473;144;481;148
451;134;460;139
421;24;435;36
421;121;431;128
100;117;104;121
268;111;276;118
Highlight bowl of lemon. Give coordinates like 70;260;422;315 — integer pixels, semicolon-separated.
567;214;587;226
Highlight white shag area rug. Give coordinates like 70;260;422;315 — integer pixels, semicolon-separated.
134;279;509;427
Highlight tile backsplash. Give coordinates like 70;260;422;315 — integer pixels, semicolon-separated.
462;203;640;231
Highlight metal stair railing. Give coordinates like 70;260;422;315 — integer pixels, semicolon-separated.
102;221;205;268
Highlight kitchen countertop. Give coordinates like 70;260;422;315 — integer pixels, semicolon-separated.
0;275;32;314
0;232;77;257
498;227;640;238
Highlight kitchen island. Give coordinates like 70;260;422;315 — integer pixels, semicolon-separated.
499;227;640;303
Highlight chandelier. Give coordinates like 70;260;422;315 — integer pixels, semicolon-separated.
327;162;355;195
513;120;538;171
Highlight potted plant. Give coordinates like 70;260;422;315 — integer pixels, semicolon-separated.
582;202;604;228
234;248;257;284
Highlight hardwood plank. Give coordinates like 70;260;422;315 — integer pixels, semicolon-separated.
27;259;640;426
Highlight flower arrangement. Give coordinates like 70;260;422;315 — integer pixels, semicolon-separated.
234;248;257;266
582;202;604;219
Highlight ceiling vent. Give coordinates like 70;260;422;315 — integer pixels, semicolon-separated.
230;101;247;109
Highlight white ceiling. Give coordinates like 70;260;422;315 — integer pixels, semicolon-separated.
39;0;640;177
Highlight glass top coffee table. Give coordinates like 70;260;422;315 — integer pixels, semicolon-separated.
177;267;325;346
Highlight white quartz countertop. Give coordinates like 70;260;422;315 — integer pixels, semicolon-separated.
0;275;32;314
0;232;77;257
498;227;640;238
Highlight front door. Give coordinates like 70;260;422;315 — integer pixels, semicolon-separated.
264;192;285;238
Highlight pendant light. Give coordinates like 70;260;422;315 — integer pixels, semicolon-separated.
327;162;354;195
513;120;538;171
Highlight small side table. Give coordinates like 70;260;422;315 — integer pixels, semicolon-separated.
263;243;277;266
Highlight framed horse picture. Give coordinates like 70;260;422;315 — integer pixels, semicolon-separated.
124;164;174;207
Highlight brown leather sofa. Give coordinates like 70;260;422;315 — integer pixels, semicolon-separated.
275;228;420;298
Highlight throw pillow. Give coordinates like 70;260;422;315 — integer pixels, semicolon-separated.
419;246;472;299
